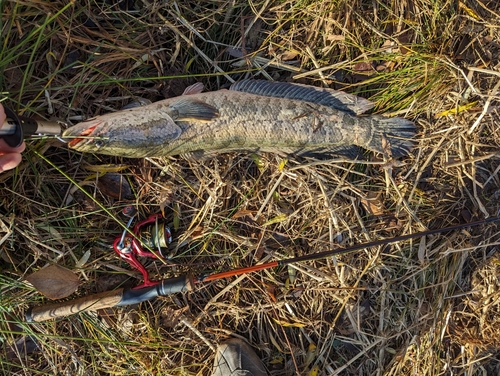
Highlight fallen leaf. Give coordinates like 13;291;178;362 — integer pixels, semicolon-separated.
38;225;63;242
97;173;133;200
173;202;181;231
376;61;396;72
26;264;79;300
360;191;385;216
82;164;129;173
266;284;277;302
46;51;57;73
307;365;319;376
272;317;307;327
352;61;377;83
418;237;426;265
435;101;478;117
255;246;265;260
262;214;288;227
250;153;265;172
268;331;285;352
269;357;284;364
75;250;91;268
459;1;480;20
353;61;376;75
190;225;205;238
460;209;472;222
326;35;345;42
287;265;296;285
158;189;174;217
231;209;257;219
226;47;244;58
281;51;299;61
161;306;189;328
278;158;288;171
381;39;398;53
304;343;317;369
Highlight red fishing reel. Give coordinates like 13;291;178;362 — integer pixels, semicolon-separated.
113;206;172;288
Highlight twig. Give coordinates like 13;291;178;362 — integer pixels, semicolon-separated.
467;66;500;78
445;152;499;168
468;79;500;135
437;57;479;94
255;172;285;220
180;318;216;352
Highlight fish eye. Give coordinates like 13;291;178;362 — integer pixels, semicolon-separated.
94;140;105;148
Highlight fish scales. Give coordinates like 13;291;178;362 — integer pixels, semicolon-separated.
63;80;416;159
165;92;358;152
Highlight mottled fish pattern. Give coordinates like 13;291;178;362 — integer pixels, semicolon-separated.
63;80;416;159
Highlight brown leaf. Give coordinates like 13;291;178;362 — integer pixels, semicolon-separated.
353;61;376;75
231;209;257;219
98;308;138;335
97;173;132;200
280;51;299;61
160;306;189;328
266;284;277;303
381;39;397;53
255;245;265;260
352;61;376;83
360;191;385;216
326;34;345;42
158;189;175;217
26;264;79;300
376;61;396;72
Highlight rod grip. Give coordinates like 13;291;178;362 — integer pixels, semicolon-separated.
26;289;125;323
25;275;194;322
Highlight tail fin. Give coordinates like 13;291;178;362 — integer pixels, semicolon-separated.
369;117;416;158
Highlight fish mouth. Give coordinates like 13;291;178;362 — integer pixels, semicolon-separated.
63;122;101;148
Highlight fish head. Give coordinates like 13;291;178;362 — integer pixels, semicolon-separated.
62;108;182;157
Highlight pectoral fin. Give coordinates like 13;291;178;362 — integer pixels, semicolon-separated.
168;98;220;122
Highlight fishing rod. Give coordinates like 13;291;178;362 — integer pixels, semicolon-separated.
1;106;63;147
26;213;500;322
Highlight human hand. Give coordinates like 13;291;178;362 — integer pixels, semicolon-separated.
0;104;25;172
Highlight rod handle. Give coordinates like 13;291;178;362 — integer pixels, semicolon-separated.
26;289;125;323
25;275;194;322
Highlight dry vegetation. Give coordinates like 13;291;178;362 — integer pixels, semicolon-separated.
1;0;500;375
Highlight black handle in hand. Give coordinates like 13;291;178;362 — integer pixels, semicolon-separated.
1;107;63;147
26;275;194;322
2;107;38;148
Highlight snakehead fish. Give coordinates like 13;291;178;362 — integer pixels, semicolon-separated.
63;80;416;159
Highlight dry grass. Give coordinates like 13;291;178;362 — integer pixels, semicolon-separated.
1;0;500;375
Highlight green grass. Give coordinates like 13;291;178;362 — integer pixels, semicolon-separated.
1;0;500;375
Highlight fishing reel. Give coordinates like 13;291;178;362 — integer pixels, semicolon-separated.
113;206;172;288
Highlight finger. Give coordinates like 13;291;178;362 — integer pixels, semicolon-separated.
0;153;22;173
0;139;25;153
0;103;5;125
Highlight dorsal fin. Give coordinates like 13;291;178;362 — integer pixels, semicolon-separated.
229;79;374;115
